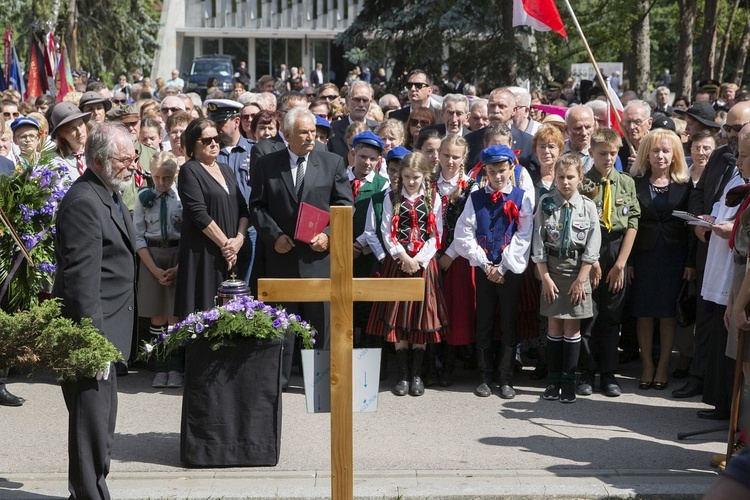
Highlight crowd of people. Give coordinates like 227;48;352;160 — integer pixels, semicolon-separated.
2;64;750;496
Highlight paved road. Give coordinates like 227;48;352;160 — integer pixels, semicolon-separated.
0;356;728;499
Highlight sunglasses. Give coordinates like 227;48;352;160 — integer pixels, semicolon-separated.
319;94;337;101
161;107;181;113
410;119;431;127
199;135;220;146
2;112;20;119
406;82;430;90
112;99;127;105
723;122;750;133
240;114;255;120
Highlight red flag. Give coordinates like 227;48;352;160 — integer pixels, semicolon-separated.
55;41;74;102
26;36;44;100
44;33;57;96
512;0;568;40
4;30;12;85
606;81;624;137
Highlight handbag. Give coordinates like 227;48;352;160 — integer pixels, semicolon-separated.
676;280;697;328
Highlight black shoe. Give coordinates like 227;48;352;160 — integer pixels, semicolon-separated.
672;382;702;398
393;379;409;396
600;374;622;397
697;408;730;420
409;376;424;396
475;382;492;397
560;382;576;403
576;371;594;396
638;379;653;390
0;386;24;406
652;380;668;391
114;361;129;377
499;384;516;399
543;384;560;400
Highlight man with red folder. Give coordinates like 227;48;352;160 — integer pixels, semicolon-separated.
249;108;352;389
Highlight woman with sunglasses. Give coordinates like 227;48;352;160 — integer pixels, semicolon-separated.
174;118;250;319
405;108;435;151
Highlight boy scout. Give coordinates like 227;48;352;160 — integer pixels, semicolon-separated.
579;127;640;397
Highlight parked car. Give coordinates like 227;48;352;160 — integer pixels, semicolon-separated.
186;55;234;98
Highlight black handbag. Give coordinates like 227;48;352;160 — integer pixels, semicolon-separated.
676;280;697;328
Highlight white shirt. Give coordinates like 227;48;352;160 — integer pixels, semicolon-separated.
454;183;534;276
436;172;479;260
702;173;743;305
363;194;386;261
381;187;443;267
287;149;308;187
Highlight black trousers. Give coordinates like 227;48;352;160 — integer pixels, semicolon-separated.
580;234;627;375
688;272;712;386
61;364;118;500
475;270;522;349
702;302;735;412
280;301;329;389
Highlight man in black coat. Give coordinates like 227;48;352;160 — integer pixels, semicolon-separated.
388;69;442;125
465;88;533;169
328;80;379;160
53;122;137;499
249;108;352;389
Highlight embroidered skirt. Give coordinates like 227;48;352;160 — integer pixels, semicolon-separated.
366;255;448;344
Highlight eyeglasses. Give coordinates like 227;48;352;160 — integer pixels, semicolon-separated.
240;114;255;121
110;154;139;167
406;82;430;90
305;93;316;98
349;97;370;105
198;135;220;146
161;107;181;114
723;122;750;133
112;99;127;105
2;111;19;119
623;119;646;127
410;119;431;127
319;94;337;101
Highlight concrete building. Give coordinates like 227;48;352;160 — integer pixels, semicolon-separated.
151;0;364;88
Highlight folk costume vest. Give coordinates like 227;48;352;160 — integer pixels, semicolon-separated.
353;174;389;238
470;186;524;265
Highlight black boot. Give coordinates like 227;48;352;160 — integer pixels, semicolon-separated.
410;348;425;396
560;372;577;403
475;347;493;397
424;344;439;387
498;345;516;399
439;344;456;387
393;349;409;396
530;344;548;380
0;382;24;407
543;335;563;400
561;337;581;403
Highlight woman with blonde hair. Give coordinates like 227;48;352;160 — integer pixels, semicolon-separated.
629;129;695;391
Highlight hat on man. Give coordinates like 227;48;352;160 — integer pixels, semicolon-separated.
352;130;384;151
205;98;242;122
674;102;720;129
651;113;675;132
481;145;516;165
315;115;331;130
386;146;410;162
699;79;720;94
106;104;138;121
10;116;40;133
50;102;91;139
78;91;112;113
546;81;563;91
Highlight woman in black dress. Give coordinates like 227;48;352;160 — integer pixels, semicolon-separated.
629;129;695;391
175;118;250;318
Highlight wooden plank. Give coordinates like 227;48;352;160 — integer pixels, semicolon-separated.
352;278;424;302
257;279;331;302
329;206;353;500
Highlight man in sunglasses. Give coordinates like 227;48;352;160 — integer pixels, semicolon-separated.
328;80;379;160
677;101;750;411
389;69;442;125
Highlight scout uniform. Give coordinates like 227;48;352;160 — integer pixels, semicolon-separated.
579;167;640;388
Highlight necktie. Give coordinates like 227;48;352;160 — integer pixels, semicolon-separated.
160;193;169;241
74;152;85;176
602;178;612;231
351;178;362;199
112;192;124;219
295;155;306;200
560;202;572;258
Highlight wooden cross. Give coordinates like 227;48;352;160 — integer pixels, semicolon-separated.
258;205;424;500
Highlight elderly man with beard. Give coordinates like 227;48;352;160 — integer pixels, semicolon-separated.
53;122;137;500
673;102;750;417
328;80;379;159
618;100;653;171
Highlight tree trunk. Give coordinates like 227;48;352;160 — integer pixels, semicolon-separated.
67;0;79;72
633;0;650;98
700;0;720;80
676;0;697;100
733;13;750;85
502;0;517;84
717;0;741;82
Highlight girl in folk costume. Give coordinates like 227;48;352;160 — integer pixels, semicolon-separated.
455;145;534;400
366;152;448;397
432;135;477;387
531;154;601;403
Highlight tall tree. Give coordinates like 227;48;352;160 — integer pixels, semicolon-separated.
700;0;720;80
675;0;697;100
633;0;651;97
717;0;741;82
733;10;750;85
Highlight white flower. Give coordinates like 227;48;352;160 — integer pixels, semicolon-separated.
144;344;154;353
191;334;197;339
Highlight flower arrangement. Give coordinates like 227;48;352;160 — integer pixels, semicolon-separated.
142;295;316;359
0;147;68;312
0;299;121;381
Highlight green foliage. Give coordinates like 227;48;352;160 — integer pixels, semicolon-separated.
0;299;121;381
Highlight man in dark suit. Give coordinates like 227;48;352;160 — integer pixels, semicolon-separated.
250;91;311;167
421;93;470;138
328;80;379;160
389;69;442;125
52;122;137;499
311;63;325;87
675;102;750;417
249;108;352;389
465;88;533;168
653;86;674;116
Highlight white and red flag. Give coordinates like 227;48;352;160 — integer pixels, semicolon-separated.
512;0;568;40
606;81;624;136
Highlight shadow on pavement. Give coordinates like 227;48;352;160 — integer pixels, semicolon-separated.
0;479;63;500
113;432;181;467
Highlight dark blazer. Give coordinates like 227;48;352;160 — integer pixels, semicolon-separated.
250;134;327;170
249;147;352;279
389;104;443;125
421;123;470;138
632;175;694;264
0;156;13;176
327;116;379;160
688;145;737;270
465;125;534;170
53;168;137;358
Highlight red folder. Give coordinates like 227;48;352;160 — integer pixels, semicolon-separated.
294;202;330;243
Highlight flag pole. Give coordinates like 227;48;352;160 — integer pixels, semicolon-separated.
562;0;635;155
